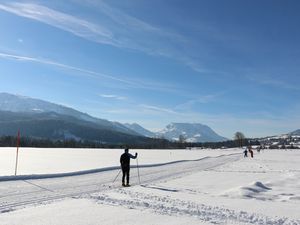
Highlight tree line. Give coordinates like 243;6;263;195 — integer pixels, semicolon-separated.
0;134;257;149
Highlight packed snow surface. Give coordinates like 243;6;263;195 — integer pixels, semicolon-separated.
0;148;299;225
0;147;238;176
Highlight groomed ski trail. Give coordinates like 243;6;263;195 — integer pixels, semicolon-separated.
0;153;240;213
1;153;299;224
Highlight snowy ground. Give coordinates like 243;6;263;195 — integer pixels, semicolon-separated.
0;147;238;176
0;148;299;225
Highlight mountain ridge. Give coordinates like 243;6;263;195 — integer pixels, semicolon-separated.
124;123;156;137
124;122;229;143
290;129;300;136
156;122;228;142
0;110;153;144
0;92;138;136
6;93;298;144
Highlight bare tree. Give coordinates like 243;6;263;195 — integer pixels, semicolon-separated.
234;131;245;147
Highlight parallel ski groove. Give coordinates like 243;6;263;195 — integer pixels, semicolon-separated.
0;154;240;213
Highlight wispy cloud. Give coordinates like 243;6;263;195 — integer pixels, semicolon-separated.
0;51;188;94
175;93;223;111
79;1;207;72
139;104;178;114
0;2;117;46
0;52;138;85
0;2;173;51
246;74;300;91
0;1;207;73
99;94;127;100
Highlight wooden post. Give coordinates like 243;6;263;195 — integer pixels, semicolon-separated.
14;129;20;176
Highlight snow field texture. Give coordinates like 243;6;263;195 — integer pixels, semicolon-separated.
0;148;299;224
0;147;238;176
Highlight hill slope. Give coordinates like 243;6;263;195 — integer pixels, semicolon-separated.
124;123;155;137
0;93;160;144
0;111;152;144
0;93;137;136
290;129;300;136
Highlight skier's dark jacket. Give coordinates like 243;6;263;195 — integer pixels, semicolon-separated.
120;152;137;168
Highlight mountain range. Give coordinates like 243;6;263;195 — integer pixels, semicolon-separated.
124;122;228;142
6;92;298;144
156;123;228;142
0;93;137;136
0;93;153;144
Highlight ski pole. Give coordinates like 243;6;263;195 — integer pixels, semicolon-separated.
136;158;141;185
112;169;121;183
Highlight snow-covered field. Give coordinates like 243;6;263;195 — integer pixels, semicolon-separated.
0;148;299;225
0;147;238;176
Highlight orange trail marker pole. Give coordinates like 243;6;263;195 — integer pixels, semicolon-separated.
14;129;20;176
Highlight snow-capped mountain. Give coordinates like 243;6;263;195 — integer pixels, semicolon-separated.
0;93;236;144
157;123;227;143
124;123;155;137
0;93;137;136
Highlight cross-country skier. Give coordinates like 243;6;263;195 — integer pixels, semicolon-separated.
248;146;254;158
120;148;137;187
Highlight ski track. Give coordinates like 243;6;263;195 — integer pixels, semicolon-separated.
0;154;239;212
88;189;299;225
1;153;298;224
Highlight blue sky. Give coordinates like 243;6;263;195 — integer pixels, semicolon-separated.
0;0;300;138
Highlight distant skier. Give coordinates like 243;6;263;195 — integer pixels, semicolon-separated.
120;148;137;187
243;148;248;157
257;145;262;153
248;146;254;158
